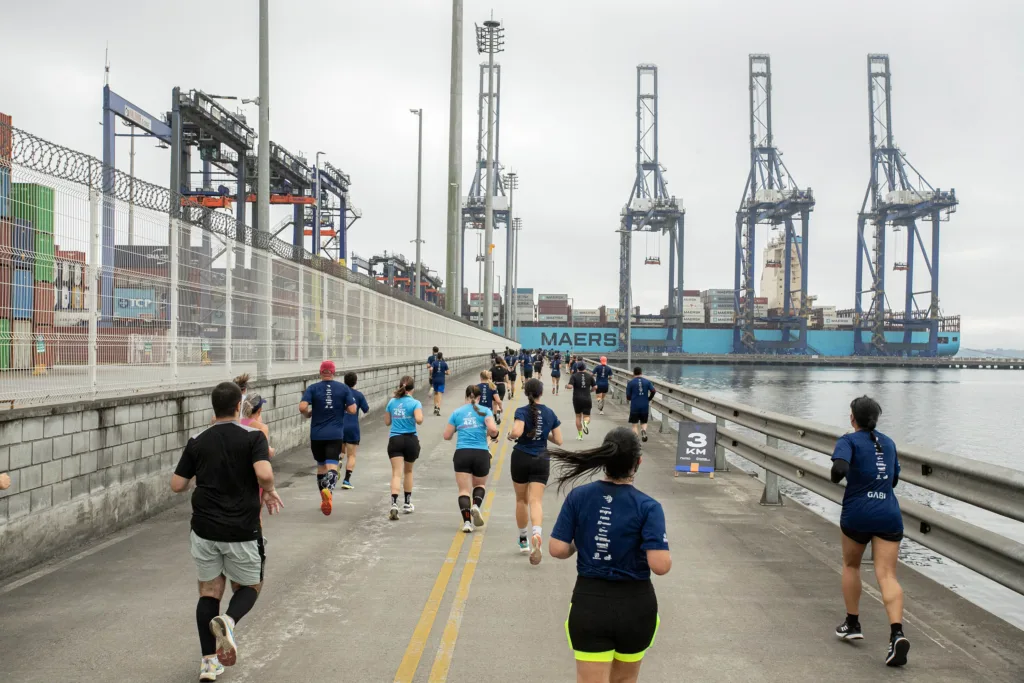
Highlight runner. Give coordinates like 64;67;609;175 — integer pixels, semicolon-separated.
233;373;251;406
384;376;425;519
171;381;283;680
478;370;504;423
550;353;563;395
341;372;371;489
443;385;500;532
490;357;510;417
241;393;274;540
520;349;535;388
534;348;545;378
298;361;357;516
548;427;672;683
507;377;563;564
831;396;910;667
593;356;613;414
566;362;597;440
430;351;450;416
506;350;519;399
625;367;657;443
427;346;439;398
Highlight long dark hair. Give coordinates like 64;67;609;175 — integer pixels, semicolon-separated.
550;427;641;494
524;378;544;432
465;384;486;417
394;375;415;398
850;395;882;444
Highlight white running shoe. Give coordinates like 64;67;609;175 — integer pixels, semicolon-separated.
582;421;590;435
199;657;224;681
389;504;400;520
209;615;237;666
403;502;415;514
471;504;484;527
462;520;474;533
576;434;584;441
518;537;530;554
529;533;543;566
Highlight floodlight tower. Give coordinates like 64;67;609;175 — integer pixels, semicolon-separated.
854;55;957;356
734;54;814;354
618;65;685;349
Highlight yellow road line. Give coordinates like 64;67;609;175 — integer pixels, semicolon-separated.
393;392;518;683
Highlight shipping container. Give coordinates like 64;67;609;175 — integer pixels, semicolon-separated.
0;217;8;260
0;112;11;162
34;280;55;326
33;325;55;369
12;218;32;265
35;230;54;282
12;319;31;369
11;184;54;232
538;293;568;302
0;318;9;370
12;267;33;319
0;167;9;219
0;261;9;318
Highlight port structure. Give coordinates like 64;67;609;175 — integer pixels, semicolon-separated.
734;54;814;354
356;251;443;306
618;65;685;350
302;161;357;264
461;61;509;305
854;55;957;356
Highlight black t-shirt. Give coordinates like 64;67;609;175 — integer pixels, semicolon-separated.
174;422;271;542
567;371;596;402
491;365;509;383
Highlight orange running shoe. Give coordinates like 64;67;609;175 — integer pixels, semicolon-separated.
320;488;333;516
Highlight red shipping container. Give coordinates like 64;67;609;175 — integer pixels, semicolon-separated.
0;217;9;264
0;112;11;164
0;261;10;318
34;280;55;327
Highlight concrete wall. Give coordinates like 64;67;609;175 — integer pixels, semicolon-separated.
0;353;491;579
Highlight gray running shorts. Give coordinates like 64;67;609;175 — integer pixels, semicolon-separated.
190;531;265;586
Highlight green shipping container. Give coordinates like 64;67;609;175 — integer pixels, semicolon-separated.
11;183;56;282
0;318;10;370
35;230;54;282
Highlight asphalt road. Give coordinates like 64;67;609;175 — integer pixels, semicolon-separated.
1;367;1021;682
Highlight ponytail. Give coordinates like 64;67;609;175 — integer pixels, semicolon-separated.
466;384;486;417
480;370;496;391
549;427;641;494
524;378;544;433
394;375;415;398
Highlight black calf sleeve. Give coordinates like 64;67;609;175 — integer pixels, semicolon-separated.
226;586;259;624
458;495;471;521
472;487;485;508
196;596;221;656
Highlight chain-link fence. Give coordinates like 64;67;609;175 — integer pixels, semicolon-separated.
0;120;510;408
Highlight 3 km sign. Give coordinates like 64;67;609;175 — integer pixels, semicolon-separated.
676;422;717;474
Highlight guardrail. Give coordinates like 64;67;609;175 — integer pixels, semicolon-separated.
590;361;1024;597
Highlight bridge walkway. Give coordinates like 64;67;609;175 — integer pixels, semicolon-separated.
0;368;1021;682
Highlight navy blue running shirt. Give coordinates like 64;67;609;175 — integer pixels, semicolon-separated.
513;404;560;456
431;359;449;384
551;481;669;581
593;364;613;387
832;431;903;533
626;377;656;412
477;382;496;409
302;380;356;441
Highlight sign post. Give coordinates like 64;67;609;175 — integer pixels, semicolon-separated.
676;422;717;477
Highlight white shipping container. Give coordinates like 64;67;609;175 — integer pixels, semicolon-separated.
12;319;32;369
574;308;600;317
574;316;601;324
538;293;568;302
539;314;568;322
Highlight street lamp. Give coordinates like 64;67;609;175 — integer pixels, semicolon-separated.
512;216;522;338
476;16;505;329
503;172;518;335
410;109;424;300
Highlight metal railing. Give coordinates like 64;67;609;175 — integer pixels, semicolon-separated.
0;122;512;407
593;362;1024;597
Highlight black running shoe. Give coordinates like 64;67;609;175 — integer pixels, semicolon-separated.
886;633;910;666
835;621;863;640
641;429;648;443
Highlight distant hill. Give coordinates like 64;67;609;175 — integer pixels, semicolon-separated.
960;348;1024;359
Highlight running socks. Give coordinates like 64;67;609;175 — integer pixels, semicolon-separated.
472;487;485;508
405;492;413;505
847;614;861;628
519;527;528;542
226;586;259;624
459;495;472;522
324;470;339;491
316;473;326;491
196;597;221;657
532;525;542;538
345;469;353;483
890;623;903;637
392;494;399;506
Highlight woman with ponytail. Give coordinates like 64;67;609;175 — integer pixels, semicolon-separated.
443;385;500;533
507;378;563;564
384;376;424;520
477;370;503;424
830;396;909;666
548;427;671;683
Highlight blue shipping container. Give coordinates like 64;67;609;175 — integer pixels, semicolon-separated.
11;218;32;265
12;267;33;319
0;166;9;217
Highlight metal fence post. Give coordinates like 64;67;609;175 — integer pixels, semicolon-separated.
322;272;329;361
297;267;304;363
660;409;670;434
266;252;274;374
169;217;179;380
88;187;100;393
760;434;783;506
715;416;728;471
224;242;233;376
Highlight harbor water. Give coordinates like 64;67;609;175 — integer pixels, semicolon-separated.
643;363;1024;630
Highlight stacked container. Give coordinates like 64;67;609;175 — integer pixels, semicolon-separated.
11;182;55;371
0;112;11;370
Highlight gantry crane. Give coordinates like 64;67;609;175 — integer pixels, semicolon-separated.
854;54;957;356
618;65;685;349
734;54;814;354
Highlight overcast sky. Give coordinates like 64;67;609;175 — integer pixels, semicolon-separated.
2;0;1022;348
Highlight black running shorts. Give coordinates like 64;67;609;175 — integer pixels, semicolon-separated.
508;371;518;381
387;433;421;462
496;383;506;400
572;398;592;416
453;448;491;477
310;439;345;464
523;368;534;379
510;448;550;485
566;577;659;663
628;410;650;425
841;526;903;545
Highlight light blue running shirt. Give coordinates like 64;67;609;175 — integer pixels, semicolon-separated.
448;403;493;451
387;395;422;437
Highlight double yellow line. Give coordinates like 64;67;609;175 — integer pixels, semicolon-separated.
393;392;519;683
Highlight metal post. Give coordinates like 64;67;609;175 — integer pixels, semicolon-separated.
225;242;233;376
445;0;464;315
412;109;424;300
513;218;521;338
322;273;328;359
169;218;180;380
256;0;271;378
298;267;304;362
128;129;136;246
660;409;670;434
482;51;496;331
626;231;633;371
760;434;783;506
504;173;516;334
714;416;728;471
88;186;100;392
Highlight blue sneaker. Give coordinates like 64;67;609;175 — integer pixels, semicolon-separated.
518;537;529;554
199;657;224;681
341;480;353;490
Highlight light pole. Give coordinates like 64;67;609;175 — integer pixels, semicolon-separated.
314;151;326;257
410;109;424;300
503;172;517;335
256;0;271;377
476;16;504;330
617;227;633;369
512;216;522;338
445;0;464;315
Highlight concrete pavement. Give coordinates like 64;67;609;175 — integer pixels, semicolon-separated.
0;367;1021;682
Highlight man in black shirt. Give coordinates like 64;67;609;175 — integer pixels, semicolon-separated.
172;381;283;680
566;367;596;440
